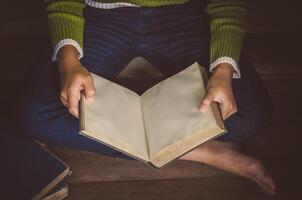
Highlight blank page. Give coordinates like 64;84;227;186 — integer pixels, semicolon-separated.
80;73;149;161
141;63;217;159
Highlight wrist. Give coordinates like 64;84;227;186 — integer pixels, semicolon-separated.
211;63;234;80
58;45;82;74
58;58;82;75
58;45;79;63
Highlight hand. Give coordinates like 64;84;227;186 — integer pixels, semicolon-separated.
58;45;95;118
199;63;237;120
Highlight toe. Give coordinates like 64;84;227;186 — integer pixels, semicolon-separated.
264;174;277;194
257;174;277;195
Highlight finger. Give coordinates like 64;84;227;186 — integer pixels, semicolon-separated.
60;90;68;104
83;75;96;99
219;103;229;120
219;103;237;120
67;84;82;118
60;96;68;107
199;92;215;112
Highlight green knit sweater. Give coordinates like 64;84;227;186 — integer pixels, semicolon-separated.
45;0;247;66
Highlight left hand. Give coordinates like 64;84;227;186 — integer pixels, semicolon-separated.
199;63;237;120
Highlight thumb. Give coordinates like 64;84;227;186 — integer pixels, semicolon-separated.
219;102;229;120
83;76;96;99
199;92;214;112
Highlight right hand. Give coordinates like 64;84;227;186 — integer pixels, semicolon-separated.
58;45;96;118
199;63;237;120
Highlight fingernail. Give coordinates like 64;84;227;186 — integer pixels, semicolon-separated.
90;91;96;96
86;96;94;103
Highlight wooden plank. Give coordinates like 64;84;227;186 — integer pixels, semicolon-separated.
49;120;300;183
67;178;270;200
50;147;231;184
66;154;302;200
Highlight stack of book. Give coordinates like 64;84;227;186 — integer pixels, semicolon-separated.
1;139;70;200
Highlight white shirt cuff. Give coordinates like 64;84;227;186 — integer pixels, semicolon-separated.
52;39;84;62
209;57;241;79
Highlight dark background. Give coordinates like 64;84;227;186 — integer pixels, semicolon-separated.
0;0;302;199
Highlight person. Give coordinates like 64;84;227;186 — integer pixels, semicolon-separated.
22;0;276;195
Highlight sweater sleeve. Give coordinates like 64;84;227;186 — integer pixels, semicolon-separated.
205;0;247;69
45;0;85;58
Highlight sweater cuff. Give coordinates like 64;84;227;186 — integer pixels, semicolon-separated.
52;39;83;62
210;56;241;79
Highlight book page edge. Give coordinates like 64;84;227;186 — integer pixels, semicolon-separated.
33;158;70;200
79;93;85;131
210;102;226;131
150;126;226;168
42;183;69;200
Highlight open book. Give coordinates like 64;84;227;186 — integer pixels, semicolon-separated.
80;62;226;168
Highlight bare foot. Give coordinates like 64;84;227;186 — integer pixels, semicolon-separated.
180;140;277;195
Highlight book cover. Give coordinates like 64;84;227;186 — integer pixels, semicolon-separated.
0;139;70;200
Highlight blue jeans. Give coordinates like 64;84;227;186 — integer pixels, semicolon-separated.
22;0;272;159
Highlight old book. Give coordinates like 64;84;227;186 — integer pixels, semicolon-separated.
80;62;226;168
0;139;70;200
43;182;69;200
